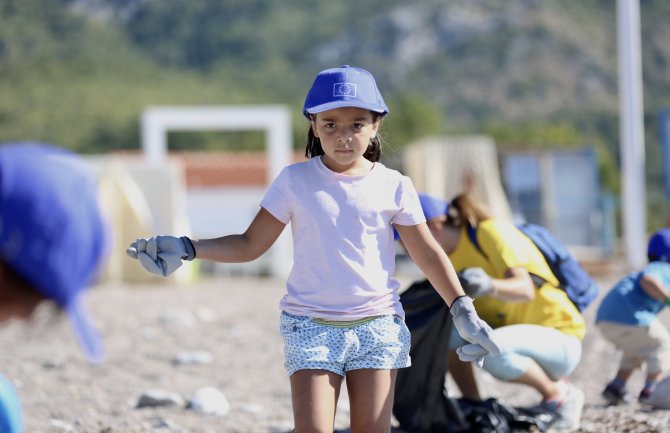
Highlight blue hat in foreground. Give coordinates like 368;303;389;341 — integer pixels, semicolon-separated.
394;193;450;240
648;228;670;261
0;143;110;362
303;65;389;119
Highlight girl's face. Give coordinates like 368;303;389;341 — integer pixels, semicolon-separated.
311;107;381;174
0;263;46;322
427;220;461;255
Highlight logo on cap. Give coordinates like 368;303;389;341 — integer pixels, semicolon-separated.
334;83;356;97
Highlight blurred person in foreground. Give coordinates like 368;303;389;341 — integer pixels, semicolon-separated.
401;192;587;433
0;143;110;432
595;228;670;405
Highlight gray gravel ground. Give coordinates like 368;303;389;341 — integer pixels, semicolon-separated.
1;270;669;433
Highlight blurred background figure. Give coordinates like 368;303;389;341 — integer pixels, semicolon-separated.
596;228;670;405
0;143;111;433
404;192;587;433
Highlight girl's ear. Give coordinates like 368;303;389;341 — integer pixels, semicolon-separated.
310;120;319;138
370;117;381;138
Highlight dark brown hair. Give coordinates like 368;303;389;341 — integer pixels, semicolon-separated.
304;112;382;162
446;193;492;229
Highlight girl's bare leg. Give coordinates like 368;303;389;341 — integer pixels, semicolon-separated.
346;369;397;433
448;350;481;400
290;369;343;433
512;360;563;400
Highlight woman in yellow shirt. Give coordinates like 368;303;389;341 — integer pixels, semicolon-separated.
415;192;587;432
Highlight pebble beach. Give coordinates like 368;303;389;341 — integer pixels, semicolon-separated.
1;271;669;433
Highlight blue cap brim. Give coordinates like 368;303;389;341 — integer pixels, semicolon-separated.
304;100;388;118
394;194;449;242
418;194;449;221
66;296;104;363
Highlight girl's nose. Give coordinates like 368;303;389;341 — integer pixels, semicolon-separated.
337;134;352;143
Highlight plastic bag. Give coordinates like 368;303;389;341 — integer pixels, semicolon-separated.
393;280;558;433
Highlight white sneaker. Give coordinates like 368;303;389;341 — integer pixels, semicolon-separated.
543;382;585;432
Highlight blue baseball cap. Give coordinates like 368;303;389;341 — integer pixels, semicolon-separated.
418;193;450;221
0;143;110;362
648;228;670;261
394;193;450;240
303;65;389;119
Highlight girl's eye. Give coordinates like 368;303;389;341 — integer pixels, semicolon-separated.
352;123;363;129
324;123;335;128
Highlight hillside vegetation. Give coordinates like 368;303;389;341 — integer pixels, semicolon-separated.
1;0;670;223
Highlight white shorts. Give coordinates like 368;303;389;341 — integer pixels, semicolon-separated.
598;319;670;373
280;312;411;377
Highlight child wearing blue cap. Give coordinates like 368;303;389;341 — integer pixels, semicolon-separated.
127;65;501;433
596;228;670;405
0;143;110;433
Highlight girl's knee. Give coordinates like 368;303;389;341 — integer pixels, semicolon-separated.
483;352;531;381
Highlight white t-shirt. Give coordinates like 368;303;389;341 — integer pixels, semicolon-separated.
260;157;425;320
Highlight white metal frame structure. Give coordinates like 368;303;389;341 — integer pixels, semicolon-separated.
617;0;646;270
140;105;293;277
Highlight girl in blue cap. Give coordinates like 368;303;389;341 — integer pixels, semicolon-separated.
596;228;670;405
128;65;501;433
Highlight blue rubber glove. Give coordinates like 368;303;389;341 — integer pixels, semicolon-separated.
450;295;502;367
126;236;196;277
459;267;494;298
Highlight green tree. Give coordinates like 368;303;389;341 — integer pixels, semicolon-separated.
383;93;443;154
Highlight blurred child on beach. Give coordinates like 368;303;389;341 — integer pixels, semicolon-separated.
596;228;670;404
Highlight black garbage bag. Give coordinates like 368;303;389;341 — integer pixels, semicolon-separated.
453;398;557;433
393;280;457;432
393;280;558;433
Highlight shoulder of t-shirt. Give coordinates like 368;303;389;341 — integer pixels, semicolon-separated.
373;162;413;183
287;158;313;170
278;158;315;177
642;261;670;279
606;270;638;290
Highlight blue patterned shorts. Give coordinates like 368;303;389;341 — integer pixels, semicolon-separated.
280;312;412;377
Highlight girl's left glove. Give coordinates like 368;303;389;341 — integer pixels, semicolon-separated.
449;295;502;367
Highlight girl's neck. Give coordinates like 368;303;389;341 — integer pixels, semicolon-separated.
320;156;374;176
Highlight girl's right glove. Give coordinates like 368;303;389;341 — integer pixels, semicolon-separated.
449;295;502;367
126;236;196;277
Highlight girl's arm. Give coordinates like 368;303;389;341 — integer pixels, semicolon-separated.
639;273;670;303
192;208;286;263
489;267;536;301
398;222;503;363
396;223;465;306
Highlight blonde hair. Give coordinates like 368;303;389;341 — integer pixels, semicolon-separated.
446;192;492;229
